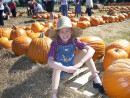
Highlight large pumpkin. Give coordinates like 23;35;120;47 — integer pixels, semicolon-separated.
79;36;105;61
12;36;32;55
103;48;128;70
103;59;130;98
28;33;52;64
105;39;130;58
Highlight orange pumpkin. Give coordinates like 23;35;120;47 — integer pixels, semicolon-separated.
103;59;130;98
44;22;54;28
103;48;128;70
105;39;130;58
71;22;77;27
28;33;41;39
71;18;79;22
77;21;90;29
118;14;125;22
10;25;27;40
12;36;32;55
28;33;52;64
26;30;34;36
90;17;100;26
25;25;31;30
42;14;47;19
0;37;8;48
31;22;43;33
79;36;105;61
108;16;115;23
0;28;12;39
79;16;90;21
2;40;13;50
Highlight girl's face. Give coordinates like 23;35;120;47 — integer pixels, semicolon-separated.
58;28;72;43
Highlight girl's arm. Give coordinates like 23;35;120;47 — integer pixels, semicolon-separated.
74;45;95;68
48;57;78;73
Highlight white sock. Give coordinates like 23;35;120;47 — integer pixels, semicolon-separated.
93;73;102;84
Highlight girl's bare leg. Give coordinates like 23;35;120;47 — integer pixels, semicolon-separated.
52;69;61;98
85;58;102;83
74;49;101;83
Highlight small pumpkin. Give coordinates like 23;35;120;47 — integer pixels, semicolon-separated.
77;21;90;29
0;37;8;48
79;16;90;21
103;59;130;98
90;17;100;26
10;25;27;40
28;33;41;39
2;40;13;50
31;22;43;33
0;28;12;39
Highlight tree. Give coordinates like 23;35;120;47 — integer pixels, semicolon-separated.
116;0;124;3
35;0;40;3
124;0;130;2
18;0;26;6
108;0;115;3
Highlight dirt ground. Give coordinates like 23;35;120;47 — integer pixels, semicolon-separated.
0;13;130;98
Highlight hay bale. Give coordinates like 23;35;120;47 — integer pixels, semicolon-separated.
93;3;104;9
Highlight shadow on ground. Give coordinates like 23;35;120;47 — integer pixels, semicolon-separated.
8;55;35;73
2;66;52;98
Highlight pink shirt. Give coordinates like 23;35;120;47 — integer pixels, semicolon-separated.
47;37;89;60
10;2;16;9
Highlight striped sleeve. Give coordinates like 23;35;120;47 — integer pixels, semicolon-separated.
74;38;90;50
47;41;57;60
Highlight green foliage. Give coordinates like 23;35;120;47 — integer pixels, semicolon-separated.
36;0;40;3
14;1;20;6
108;0;115;3
124;0;130;2
116;0;124;3
18;0;26;6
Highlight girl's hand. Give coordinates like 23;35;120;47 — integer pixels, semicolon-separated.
64;66;78;73
74;62;83;69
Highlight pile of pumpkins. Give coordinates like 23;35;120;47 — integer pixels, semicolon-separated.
0;24;106;63
72;12;130;29
102;39;130;98
99;6;130;12
32;10;76;19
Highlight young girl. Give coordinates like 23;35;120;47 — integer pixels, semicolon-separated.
47;16;105;98
75;0;82;17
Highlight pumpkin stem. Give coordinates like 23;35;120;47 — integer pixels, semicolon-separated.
39;32;44;38
115;48;119;52
12;24;17;30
